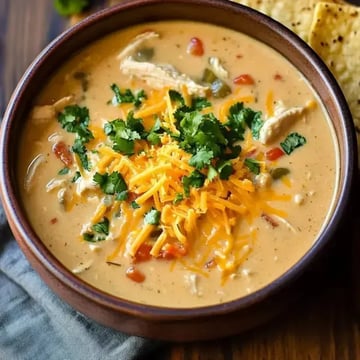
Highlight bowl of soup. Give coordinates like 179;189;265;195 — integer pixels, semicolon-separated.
0;0;357;341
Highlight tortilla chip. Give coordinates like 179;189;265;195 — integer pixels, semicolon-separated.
309;2;360;154
230;0;344;42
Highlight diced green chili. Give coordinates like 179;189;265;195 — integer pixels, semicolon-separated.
271;167;290;180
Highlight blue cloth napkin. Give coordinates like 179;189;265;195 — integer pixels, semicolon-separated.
0;203;161;360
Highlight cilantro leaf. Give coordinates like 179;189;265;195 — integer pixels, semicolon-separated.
116;190;128;201
178;111;227;158
58;167;69;175
131;201;140;209
54;0;89;16
280;132;307;155
93;171;127;195
83;233;106;242
57;105;93;143
72;171;81;183
189;149;213;169
173;193;184;204
104;117;143;155
72;138;91;171
207;165;218;181
83;217;109;242
146;117;165;145
144;208;161;225
91;217;110;235
110;84;146;107
169;90;185;105
244;158;260;175
216;160;233;180
57;105;94;170
225;102;263;141
182;170;206;197
191;97;211;111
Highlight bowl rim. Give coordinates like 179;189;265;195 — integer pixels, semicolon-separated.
0;0;357;321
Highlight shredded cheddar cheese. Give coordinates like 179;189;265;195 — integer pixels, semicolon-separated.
53;85;298;282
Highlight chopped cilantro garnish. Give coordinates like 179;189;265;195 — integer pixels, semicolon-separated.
191;97;211;111
280;132;307;155
173;193;184;204
104;119;141;155
144;208;161;225
189;149;213;169
58;167;69;175
83;217;109;242
169;90;185;105
72;139;90;171
131;201;140;209
177;111;227;158
182;170;206;197
116;190;129;201
244;158;260;175
93;171;127;196
216;160;233;180
146;118;164;145
72;138;91;171
104;112;146;155
110;84;146;107
226;102;263;142
57;105;94;170
91;217;109;235
57;105;93;143
207;165;218;182
54;0;89;16
72;171;81;182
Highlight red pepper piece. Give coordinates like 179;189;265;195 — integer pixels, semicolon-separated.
53;141;73;167
126;266;145;283
233;74;255;85
159;242;187;260
265;147;285;161
133;243;152;263
187;37;204;56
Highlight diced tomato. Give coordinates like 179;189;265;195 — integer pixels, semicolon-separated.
187;37;204;56
53;141;73;167
133;243;152;263
126;266;145;283
265;147;285;161
127;191;138;203
233;74;255;85
159;242;187;260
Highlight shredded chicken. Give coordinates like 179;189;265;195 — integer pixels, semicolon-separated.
208;56;229;80
30;96;74;124
46;178;67;192
24;154;46;191
120;58;209;96
117;31;159;61
184;273;202;296
259;106;305;144
72;260;93;274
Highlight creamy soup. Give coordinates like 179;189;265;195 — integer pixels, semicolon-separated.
18;21;338;308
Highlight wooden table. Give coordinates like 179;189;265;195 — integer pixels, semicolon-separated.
1;1;359;359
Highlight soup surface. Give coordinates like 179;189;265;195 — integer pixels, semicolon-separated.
18;21;338;308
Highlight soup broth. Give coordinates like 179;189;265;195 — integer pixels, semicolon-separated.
18;21;338;308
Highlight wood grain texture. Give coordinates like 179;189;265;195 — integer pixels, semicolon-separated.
0;1;359;359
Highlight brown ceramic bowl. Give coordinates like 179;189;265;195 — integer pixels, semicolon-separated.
0;0;357;341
